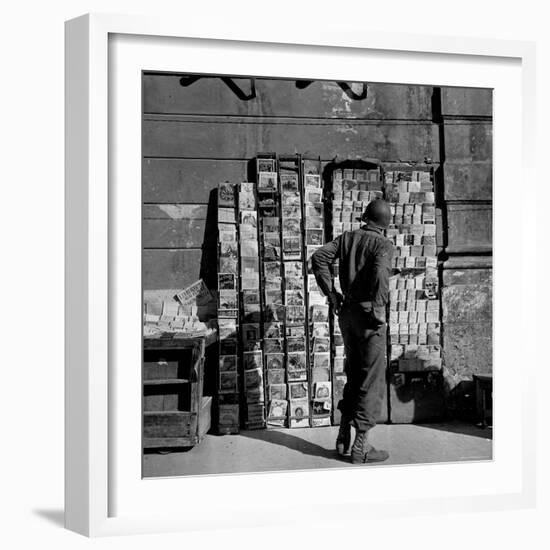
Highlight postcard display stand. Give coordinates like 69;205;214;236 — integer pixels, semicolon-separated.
238;182;266;429
384;168;445;423
329;167;385;424
216;183;241;434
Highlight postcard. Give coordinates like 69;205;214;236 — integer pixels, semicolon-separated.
243;350;263;371
282;190;301;206
218;273;236;290
219;257;238;274
311;322;330;338
242;290;260;305
264;276;282;291
311;367;330;382
219;338;238;355
265;352;285;370
280;173;299;191
219;372;238;394
257;158;276;173
266;370;285;387
310;304;329;322
286;336;306;353
240;257;259;274
244;368;263;390
313;381;331;399
240;240;259;258
218;290;238;310
284;261;303;278
262;291;281;307
268;384;287;401
264;338;284;354
258;172;278;192
268;400;288;418
282;205;300;218
287;352;306;371
219;355;237;372
312;337;330;353
290;399;310;419
218;182;235;207
304;174;321;188
304;188;322;204
259;321;279;338
289;382;308;400
219;241;238;258
306;203;324;218
282;217;301;235
313;352;330;370
306;229;324;246
240;322;258;341
218;207;237;224
241;273;260;290
285;277;304;291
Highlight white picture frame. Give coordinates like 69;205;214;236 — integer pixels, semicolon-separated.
65;13;537;537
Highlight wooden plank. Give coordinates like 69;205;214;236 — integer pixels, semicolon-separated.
443;122;492;162
143;219;208;248
143;437;197;448
143;412;194;438
143;204;208;219
143;75;434;120
440;87;492;117
143;248;217;291
143;118;440;162
446;203;492;254
143;158;247;203
444;161;492;201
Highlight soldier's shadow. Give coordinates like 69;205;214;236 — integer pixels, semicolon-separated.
240;429;346;462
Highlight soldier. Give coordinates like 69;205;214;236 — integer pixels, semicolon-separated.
311;199;393;464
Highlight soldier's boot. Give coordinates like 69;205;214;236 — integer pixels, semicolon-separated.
350;430;389;464
335;415;352;456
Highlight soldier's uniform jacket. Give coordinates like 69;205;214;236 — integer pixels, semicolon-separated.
311;222;394;319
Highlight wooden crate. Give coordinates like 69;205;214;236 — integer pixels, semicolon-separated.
142;334;214;448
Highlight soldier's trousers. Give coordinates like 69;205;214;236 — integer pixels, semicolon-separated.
337;302;387;432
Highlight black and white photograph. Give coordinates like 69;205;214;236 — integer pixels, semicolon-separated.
141;72;494;480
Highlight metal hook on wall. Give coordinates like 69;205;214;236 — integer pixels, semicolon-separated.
179;75;257;101
337;82;368;100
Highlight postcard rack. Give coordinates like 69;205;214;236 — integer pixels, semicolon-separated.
216;183;240;434
302;157;332;427
383;167;443;421
238;181;266;429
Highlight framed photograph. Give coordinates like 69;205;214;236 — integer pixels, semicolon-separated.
66;12;534;537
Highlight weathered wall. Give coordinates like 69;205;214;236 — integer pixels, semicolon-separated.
438;88;493;417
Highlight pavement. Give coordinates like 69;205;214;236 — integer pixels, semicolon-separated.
143;421;492;478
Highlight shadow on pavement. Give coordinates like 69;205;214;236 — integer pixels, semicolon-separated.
415;421;493;440
240;428;346;462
